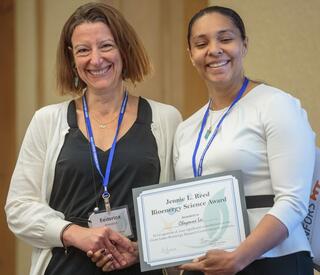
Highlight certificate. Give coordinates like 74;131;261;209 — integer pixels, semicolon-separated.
132;171;249;271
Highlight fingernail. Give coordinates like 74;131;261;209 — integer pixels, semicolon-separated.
121;260;127;266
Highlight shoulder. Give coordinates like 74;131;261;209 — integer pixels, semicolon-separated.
144;98;182;124
33;101;71;121
31;100;71;131
34;100;70;116
241;83;307;122
21;101;71;147
176;104;208;134
145;98;181;117
249;83;302;109
251;84;313;134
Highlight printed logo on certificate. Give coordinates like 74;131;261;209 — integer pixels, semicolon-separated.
132;171;249;271
88;206;133;238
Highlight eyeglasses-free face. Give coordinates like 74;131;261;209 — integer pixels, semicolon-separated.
71;21;124;94
189;12;247;88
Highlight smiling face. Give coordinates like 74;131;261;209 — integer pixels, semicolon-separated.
189;12;247;88
71;21;123;94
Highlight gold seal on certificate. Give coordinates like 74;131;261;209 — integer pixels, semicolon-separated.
132;171;249;271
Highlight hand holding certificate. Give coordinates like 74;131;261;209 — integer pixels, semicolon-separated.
132;171;249;271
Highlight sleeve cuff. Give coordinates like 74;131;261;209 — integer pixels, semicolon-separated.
44;219;72;247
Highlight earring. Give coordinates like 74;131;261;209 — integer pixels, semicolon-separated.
74;75;79;89
122;68;127;79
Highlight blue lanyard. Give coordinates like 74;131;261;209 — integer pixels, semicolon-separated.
82;91;128;197
192;77;249;177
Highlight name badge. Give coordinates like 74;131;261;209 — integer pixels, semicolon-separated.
88;205;133;238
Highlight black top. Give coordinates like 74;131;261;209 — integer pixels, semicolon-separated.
45;97;162;275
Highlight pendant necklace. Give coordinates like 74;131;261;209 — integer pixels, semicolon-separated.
91;113;118;129
204;109;225;140
192;77;249;177
204;113;213;139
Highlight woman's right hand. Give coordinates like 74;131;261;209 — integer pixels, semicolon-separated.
62;224;134;268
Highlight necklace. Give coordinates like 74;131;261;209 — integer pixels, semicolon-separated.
91;113;119;129
204;109;225;140
192;77;249;177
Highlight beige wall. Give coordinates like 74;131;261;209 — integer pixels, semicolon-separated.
31;0;187;109
13;0;320;274
210;0;320;144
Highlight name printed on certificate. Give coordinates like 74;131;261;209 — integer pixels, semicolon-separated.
133;172;249;271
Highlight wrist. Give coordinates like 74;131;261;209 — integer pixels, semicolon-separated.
230;249;248;272
60;223;76;248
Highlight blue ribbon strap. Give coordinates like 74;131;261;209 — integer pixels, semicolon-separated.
192;77;249;177
82;91;128;198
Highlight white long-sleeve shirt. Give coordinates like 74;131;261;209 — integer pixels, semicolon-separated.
174;83;315;258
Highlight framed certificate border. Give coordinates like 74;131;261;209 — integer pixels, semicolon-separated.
132;170;249;272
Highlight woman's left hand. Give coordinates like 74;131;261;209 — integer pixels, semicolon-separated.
180;215;289;275
179;249;242;275
88;241;139;272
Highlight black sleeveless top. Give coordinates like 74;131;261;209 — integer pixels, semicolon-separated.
45;97;162;275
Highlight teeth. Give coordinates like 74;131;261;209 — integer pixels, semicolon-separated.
89;66;110;75
208;61;228;68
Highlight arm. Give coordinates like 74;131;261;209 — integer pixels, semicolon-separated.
148;99;182;183
180;216;287;274
234;93;315;267
181;92;315;274
5;110;134;267
5;111;71;248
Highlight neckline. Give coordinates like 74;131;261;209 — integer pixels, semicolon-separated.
67;97;149;153
209;107;228;114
